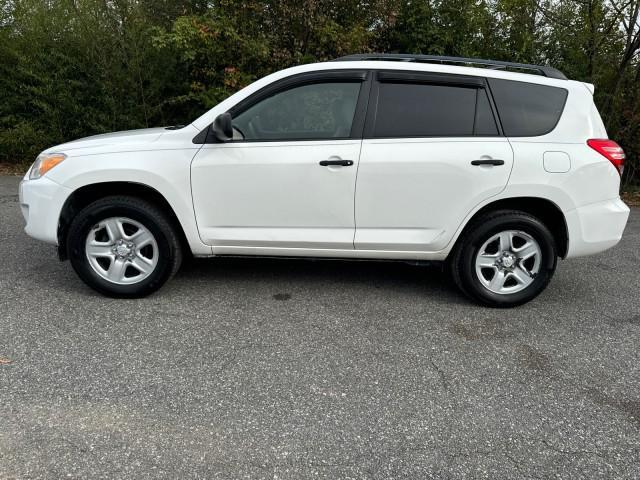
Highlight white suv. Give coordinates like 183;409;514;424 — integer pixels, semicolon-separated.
19;54;630;307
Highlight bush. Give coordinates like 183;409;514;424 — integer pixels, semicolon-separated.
0;0;638;186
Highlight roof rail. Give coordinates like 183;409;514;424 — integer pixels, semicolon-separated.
333;53;567;80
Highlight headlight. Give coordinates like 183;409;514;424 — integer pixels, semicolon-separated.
29;153;67;180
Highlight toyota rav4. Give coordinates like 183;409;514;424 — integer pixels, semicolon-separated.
19;54;630;307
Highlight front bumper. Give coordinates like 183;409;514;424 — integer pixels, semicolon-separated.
565;197;630;258
19;175;72;245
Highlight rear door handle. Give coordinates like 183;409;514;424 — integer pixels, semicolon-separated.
471;159;505;166
319;159;354;167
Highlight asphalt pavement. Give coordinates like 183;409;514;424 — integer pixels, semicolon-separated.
1;175;639;479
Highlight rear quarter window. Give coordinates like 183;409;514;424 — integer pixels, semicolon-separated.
488;78;568;137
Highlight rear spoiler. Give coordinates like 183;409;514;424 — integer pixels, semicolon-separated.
582;82;595;94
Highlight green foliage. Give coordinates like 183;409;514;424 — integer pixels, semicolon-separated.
0;0;639;185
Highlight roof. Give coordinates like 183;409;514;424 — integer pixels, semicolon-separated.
333;54;567;80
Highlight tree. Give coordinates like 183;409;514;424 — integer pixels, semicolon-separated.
0;0;638;185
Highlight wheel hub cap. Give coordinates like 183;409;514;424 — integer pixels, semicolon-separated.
500;253;516;269
474;230;542;295
114;240;135;258
85;217;158;285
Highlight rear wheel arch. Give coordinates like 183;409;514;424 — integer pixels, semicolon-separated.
58;182;190;260
452;197;569;259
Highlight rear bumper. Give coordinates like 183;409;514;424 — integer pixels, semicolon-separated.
565;197;630;258
19;176;71;245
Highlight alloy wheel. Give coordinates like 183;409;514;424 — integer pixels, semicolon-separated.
85;217;158;285
474;230;542;294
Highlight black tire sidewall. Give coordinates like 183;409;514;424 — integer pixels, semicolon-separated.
67;200;176;298
458;214;557;307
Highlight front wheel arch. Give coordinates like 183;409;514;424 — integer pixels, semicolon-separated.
57;181;190;261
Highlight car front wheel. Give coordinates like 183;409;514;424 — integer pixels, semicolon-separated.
66;196;182;298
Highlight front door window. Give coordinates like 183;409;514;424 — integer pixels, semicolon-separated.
232;82;361;141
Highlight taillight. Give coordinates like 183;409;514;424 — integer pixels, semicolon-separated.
587;139;625;175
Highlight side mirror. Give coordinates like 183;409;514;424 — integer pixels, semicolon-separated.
212;112;233;142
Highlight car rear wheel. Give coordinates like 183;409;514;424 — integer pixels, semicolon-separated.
67;196;182;298
450;210;557;307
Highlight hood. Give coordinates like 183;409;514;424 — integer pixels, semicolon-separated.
45;127;168;155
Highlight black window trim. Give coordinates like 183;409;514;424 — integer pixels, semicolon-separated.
194;70;371;144
364;70;505;140
377;70;486;88
484;79;505;136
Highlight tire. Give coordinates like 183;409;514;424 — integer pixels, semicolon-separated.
66;195;182;298
450;210;557;308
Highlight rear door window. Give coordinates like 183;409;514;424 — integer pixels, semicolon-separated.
372;80;499;138
488;78;568;136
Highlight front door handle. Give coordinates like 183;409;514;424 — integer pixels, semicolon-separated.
319;159;354;167
471;159;505;166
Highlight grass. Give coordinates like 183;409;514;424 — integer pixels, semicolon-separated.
2;161;639;206
0;162;29;176
623;185;640;207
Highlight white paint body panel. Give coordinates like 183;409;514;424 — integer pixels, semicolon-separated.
18;59;629;263
355;138;513;251
543;151;571;173
191;140;360;249
22;126;213;256
19;176;72;243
